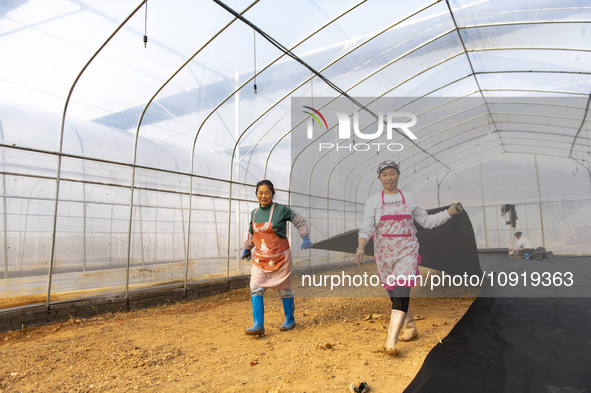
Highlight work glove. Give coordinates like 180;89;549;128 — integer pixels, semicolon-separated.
241;249;252;261
354;247;364;266
300;235;313;250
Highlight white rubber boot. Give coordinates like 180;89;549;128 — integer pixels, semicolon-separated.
399;307;419;342
385;309;406;356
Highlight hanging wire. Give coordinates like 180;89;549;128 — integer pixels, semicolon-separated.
253;30;257;94
143;0;148;48
310;71;314;107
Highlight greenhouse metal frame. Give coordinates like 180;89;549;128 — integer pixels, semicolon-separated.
0;0;590;312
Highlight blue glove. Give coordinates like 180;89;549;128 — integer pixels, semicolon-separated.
242;249;252;260
300;235;313;250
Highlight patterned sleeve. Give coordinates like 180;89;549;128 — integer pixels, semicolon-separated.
358;193;380;240
243;232;254;250
243;210;255;249
291;212;309;237
407;193;452;229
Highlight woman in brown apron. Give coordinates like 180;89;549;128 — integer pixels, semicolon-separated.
355;161;462;356
241;180;312;336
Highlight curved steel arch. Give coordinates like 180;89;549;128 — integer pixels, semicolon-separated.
50;1;148;306
287;53;478;206
275;24;466;203
214;0;372;274
132;0;259;291
207;3;591;215
225;1;446;187
78;2;591;265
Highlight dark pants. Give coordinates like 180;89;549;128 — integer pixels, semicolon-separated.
387;286;411;312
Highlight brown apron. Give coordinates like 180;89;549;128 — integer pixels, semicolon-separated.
250;203;292;289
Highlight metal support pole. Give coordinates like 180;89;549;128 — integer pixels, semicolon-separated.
479;162;488;248
226;182;233;282
2;170;7;279
534;155;546;248
0;124;7;279
184;174;193;293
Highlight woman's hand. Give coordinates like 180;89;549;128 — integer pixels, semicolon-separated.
241;249;252;260
300;235;313;250
447;202;463;216
354;247;365;266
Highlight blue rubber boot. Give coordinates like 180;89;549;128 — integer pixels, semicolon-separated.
280;297;295;331
245;295;265;336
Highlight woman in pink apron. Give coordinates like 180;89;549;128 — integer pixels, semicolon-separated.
241;180;312;336
355;161;462;356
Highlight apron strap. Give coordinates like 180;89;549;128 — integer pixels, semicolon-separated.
252;203;276;231
381;189;406;204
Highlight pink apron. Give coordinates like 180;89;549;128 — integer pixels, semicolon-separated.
374;190;421;289
250;203;292;290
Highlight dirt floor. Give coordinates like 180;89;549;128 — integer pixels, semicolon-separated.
0;276;475;393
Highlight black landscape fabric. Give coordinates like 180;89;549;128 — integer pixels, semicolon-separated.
403;296;591;393
311;205;481;276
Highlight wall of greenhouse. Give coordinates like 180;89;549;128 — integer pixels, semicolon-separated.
1;0;590;317
1;127;589;312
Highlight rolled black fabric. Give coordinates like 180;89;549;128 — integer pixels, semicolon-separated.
414;205;482;276
308;228;364;254
310;204;481;276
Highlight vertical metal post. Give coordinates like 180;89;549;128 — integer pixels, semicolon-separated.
46;152;64;308
2;168;7;280
125;166;136;302
213;199;221;261
55;0;148;308
184;172;193;293
180;192;186;264
479;162;488;248
153;208;158;262
234;71;241;275
308;186;312;269
534;155;546;248
0;123;7;279
172;206;176;261
19;198;31;270
436;178;441;207
226;182;233;282
109;204;113;265
82;182;87;272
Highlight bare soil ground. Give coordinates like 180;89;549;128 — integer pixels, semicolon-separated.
0;283;474;393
